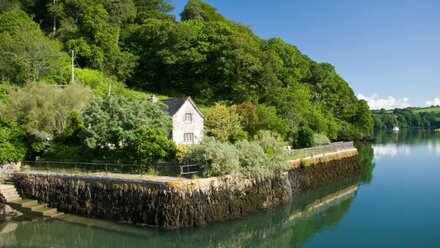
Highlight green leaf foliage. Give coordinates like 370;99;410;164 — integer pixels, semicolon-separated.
314;133;331;146
256;104;290;139
254;130;289;170
372;107;440;129
1;82;92;138
296;126;316;148
124;126;176;165
181;0;226;22
0;10;68;85
182;132;289;177
0;116;27;164
80;95;171;150
205;103;243;142
1;0;374;154
135;0;174;23
235;140;269;175
181;136;240;177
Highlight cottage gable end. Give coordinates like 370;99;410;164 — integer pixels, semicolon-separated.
160;97;204;145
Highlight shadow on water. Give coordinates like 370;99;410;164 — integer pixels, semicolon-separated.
1;149;376;248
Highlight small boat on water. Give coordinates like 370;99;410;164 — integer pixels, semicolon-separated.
435;128;440;132
393;126;400;132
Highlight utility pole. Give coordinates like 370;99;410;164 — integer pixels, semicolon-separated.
53;0;56;34
71;50;75;83
107;80;112;97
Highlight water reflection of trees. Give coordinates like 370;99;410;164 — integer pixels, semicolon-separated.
7;170;372;248
358;143;375;185
375;129;440;145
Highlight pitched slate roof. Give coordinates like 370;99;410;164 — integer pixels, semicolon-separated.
161;97;188;116
161;97;204;118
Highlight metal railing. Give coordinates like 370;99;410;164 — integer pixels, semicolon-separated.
288;141;354;159
21;160;199;177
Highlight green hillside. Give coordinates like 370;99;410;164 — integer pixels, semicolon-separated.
372;106;440;129
412;106;440;113
0;0;374;165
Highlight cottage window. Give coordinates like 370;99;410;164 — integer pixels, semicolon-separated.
184;133;194;143
184;113;192;122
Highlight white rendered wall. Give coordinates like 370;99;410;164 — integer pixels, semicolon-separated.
172;101;204;145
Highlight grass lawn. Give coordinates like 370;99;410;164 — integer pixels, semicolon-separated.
413;106;440;113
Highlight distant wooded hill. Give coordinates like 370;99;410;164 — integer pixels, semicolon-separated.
372;106;440;129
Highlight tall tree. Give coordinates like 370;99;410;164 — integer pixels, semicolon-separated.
180;0;225;22
205;103;243;142
1;82;92;139
0;10;68;84
134;0;174;23
80;95;171;149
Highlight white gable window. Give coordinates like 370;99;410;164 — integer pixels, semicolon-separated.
184;113;192;122
184;133;194;144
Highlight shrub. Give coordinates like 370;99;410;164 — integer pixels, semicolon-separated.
229;130;249;143
0;83;11;103
181;137;240;177
43;144;87;161
235;102;259;136
205;103;243;142
0;117;27;164
146;167;159;176
235;140;268;175
80;95;171;150
337;121;361;140
175;144;187;161
256;105;289;139
254;130;289;170
300;159;311;168
182;134;290;177
125;126;176;165
296;126;316;148
314;133;330;146
1;82;92;139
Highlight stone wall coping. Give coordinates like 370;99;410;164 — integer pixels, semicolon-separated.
15;148;358;191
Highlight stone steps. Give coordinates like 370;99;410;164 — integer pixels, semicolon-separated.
0;184;14;190
0;185;20;202
0;184;63;218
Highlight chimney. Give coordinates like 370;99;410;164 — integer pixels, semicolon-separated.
149;94;158;103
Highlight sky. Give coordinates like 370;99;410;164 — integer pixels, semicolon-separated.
170;0;440;109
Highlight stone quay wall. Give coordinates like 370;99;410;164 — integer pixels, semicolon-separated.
12;151;360;229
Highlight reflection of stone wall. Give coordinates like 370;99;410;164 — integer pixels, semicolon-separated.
0;195;5;220
13;156;361;229
0;222;17;247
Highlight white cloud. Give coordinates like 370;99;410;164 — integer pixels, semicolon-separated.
357;93;411;110
425;98;440;106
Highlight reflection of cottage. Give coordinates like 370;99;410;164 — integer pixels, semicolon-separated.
157;96;204;145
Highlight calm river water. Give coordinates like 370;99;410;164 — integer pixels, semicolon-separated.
1;130;440;247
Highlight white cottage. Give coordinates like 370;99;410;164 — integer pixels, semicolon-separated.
159;96;204;145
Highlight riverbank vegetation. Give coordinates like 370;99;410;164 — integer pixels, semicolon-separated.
372;107;440;129
180;131;289;176
0;0;373;171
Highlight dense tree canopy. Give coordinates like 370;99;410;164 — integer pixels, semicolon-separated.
0;82;92;139
0;116;27;164
80;95;171;150
372;107;440;129
0;0;374;155
0;10;68;84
